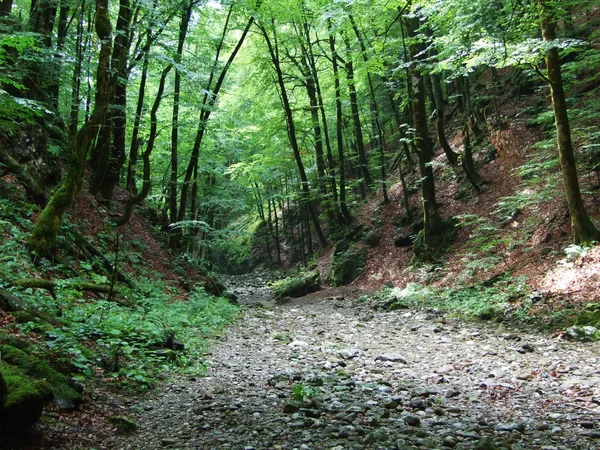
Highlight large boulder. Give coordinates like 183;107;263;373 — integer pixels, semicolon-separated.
273;270;321;299
0;365;54;427
330;244;368;287
0;371;7;410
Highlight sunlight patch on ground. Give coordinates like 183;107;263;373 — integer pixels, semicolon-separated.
539;246;600;301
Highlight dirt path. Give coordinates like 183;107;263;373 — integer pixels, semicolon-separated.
108;280;600;450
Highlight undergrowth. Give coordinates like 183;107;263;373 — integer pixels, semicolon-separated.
0;192;239;394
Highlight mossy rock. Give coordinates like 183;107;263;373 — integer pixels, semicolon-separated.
363;229;381;247
108;415;139;433
0;370;7;410
273;270;321;299
0;364;54;427
330;244;368;287
0;344;82;408
9;311;53;333
476;307;504;322
412;219;456;263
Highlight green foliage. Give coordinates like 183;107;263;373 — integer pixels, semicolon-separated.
374;276;529;322
291;383;320;405
44;283;239;388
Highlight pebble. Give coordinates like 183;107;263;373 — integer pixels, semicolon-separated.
107;277;600;450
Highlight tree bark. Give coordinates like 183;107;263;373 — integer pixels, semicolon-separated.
539;0;599;245
169;1;194;238
405;14;443;257
27;0;113;257
328;19;352;223
342;31;372;194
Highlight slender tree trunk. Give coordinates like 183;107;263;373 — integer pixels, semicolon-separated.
178;4;258;222
342;31;371;193
126;51;148;194
328;19;352;222
115;64;172;226
348;15;388;203
69;2;85;138
304;22;339;220
430;73;459;165
539;0;599;245
259;19;327;248
168;2;193;247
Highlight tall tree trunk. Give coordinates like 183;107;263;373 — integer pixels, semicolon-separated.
178;3;259;222
303;21;339;221
28;0;113;256
349;14;388;203
89;0;133;205
539;0;599;245
0;0;12;16
259;19;327;248
342;31;371;193
126;50;149;194
69;1;85;138
405;14;443;259
328;19;352;222
429;72;459;166
115;64;172;226
168;1;193;247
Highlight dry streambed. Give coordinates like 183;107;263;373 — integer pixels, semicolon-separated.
109;281;600;450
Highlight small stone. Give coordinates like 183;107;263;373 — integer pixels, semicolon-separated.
536;423;550;431
474;437;498;450
495;422;525;433
444;390;460;398
579;422;595;429
375;353;408;363
338;348;361;359
161;438;178;447
442;436;457;448
303;409;321;418
403;415;421;427
521;343;535;352
283;403;299;414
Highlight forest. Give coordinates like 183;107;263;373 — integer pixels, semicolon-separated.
1;0;600;448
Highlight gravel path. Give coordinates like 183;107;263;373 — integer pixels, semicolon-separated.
107;279;600;450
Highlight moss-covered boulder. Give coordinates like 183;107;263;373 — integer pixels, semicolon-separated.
0;370;7;410
273;270;321;299
0;344;82;408
330;244;368;287
0;364;54;427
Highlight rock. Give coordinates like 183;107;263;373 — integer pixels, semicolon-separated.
303;409;321;418
338;348;361;359
474;437;498;450
375;353;407;364
403;415;421;427
283;403;299;414
565;325;600;342
0;371;6;410
108;416;139;433
160;438;178;446
442;436;457;448
495;422;525;433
